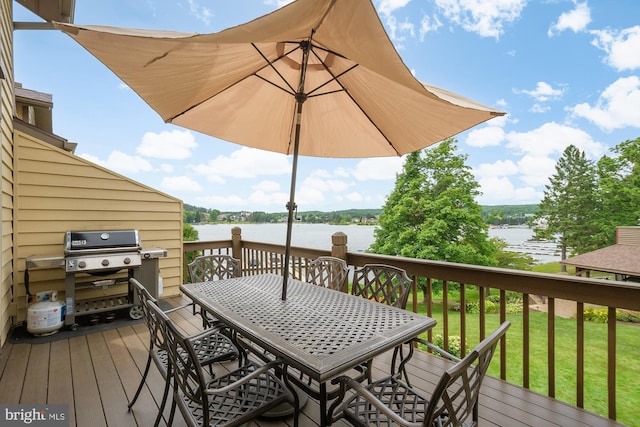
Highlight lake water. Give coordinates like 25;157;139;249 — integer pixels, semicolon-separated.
193;223;561;264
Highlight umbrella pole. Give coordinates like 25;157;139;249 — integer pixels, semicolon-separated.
282;40;312;300
282;96;304;300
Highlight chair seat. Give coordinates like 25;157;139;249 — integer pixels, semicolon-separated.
343;375;431;425
189;328;239;365
176;362;292;427
152;329;238;377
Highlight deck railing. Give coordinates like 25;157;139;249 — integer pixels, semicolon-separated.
183;226;640;425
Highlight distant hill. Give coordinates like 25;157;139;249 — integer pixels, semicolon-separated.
184;204;538;217
481;204;538;216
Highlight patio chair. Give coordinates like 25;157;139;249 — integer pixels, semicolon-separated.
146;299;300;427
351;264;413;381
351;263;412;308
188;253;241;282
306;256;349;292
127;278;240;427
330;321;511;427
187;254;241;326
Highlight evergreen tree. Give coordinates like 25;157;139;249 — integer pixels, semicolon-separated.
534;145;598;266
371;138;498;266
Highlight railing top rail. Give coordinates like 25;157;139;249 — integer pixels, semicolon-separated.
347;251;640;311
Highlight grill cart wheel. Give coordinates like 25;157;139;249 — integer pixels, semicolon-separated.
129;304;144;320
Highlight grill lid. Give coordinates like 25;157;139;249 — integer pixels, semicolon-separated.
65;230;141;253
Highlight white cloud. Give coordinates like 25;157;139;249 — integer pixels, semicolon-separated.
80;150;154;174
187;0;214;25
137;129;198;160
333;167;351;178
192;147;291;181
351;157;404;181
519;81;564;102
304;176;351;193
78;153;106;168
159;163;174;173
466;125;505;147
196;194;246;209
516;155;557;187
476;176;541;205
434;0;525;39
569;76;640;131
384;15;415;44
345;192;364;203
378;0;411;17
248;190;289;207
530;104;550;113
252;180;281;192
590;26;640;71
505;122;606;159
548;1;591;37
475;160;518;178
161;176;203;192
419;14;443;41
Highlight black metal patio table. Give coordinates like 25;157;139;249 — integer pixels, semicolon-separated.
180;273;436;426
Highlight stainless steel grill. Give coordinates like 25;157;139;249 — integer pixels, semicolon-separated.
27;229;166;330
64;230;142;273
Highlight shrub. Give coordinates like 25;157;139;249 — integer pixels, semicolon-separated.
464;300;522;314
426;334;466;358
584;307;640;323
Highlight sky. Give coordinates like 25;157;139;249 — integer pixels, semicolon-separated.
13;0;640;213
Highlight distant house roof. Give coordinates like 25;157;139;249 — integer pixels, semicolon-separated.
561;244;640;278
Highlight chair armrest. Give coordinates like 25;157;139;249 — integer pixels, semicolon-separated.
338;376;414;427
164;302;193;313
414;337;462;363
203;360;286;395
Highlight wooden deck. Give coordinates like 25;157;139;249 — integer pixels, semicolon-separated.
0;296;628;427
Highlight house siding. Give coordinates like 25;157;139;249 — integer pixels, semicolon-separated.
14;133;183;323
0;0;14;347
616;226;640;246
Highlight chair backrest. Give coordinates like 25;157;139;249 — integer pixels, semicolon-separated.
424;321;511;427
187;254;241;283
145;300;209;416
351;264;412;308
130;278;164;350
306;256;349;291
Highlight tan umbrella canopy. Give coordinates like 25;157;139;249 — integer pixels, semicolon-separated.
55;0;504;299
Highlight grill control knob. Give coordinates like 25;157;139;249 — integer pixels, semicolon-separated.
78;261;86;269
102;259;110;267
124;257;131;265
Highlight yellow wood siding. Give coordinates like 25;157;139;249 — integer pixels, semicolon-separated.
14;133;183;324
0;0;14;347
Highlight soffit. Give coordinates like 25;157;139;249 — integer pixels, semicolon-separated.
15;0;75;23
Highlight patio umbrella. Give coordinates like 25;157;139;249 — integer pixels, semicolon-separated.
54;0;504;299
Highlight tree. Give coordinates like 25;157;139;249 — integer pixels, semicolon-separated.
534;145;598;267
371;138;499;267
183;223;199;241
592;137;640;247
491;238;534;270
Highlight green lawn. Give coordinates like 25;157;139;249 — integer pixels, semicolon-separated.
412;293;638;426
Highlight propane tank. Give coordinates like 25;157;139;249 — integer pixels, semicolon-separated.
27;291;65;336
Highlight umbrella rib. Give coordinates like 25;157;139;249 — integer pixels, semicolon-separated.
254;74;296;96
305;47;401;156
166;43;301;122
251;42;299;94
